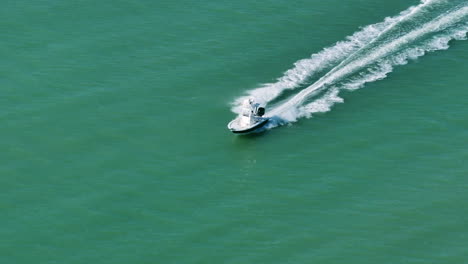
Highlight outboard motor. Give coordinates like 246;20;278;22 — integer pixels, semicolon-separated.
256;107;265;117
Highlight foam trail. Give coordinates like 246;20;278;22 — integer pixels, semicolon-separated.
231;0;438;113
297;25;468;119
269;6;468;122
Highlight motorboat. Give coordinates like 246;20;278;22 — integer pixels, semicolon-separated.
227;98;270;134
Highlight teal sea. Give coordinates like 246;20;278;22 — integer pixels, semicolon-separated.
2;0;468;263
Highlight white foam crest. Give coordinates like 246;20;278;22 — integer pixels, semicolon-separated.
299;88;344;119
231;0;436;113
287;25;468;121
270;6;468;121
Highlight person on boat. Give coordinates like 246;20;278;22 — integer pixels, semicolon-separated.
242;98;254;116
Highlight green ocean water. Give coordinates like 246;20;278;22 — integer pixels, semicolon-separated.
2;0;468;263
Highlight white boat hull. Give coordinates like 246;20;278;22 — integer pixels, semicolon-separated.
227;117;269;134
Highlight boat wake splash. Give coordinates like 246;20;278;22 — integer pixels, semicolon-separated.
230;0;468;130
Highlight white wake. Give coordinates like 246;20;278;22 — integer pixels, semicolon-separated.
231;0;439;113
230;0;468;129
271;6;468;122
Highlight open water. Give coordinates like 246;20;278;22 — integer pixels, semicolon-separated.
2;0;468;263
